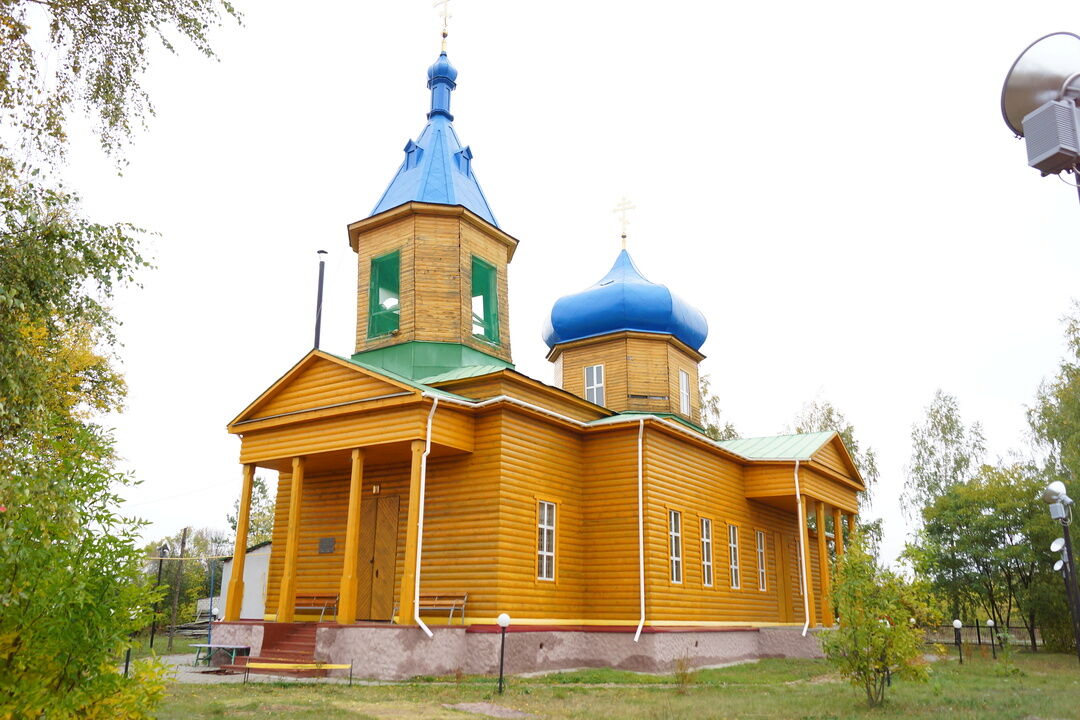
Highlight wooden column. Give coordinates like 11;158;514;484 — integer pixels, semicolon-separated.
799;495;816;628
277;456;306;623
224;464;255;621
398;440;426;625
337;448;365;624
846;513;856;542
816;500;832;625
833;507;845;557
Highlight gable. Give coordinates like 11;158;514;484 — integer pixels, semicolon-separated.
810;435;864;490
230;351;418;427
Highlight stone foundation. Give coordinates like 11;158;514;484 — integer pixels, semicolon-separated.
212;622;822;680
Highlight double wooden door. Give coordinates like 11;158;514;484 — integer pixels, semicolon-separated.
356;495;400;621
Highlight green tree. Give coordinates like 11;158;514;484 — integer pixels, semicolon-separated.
698;374;738;441
906;462;1056;652
902;389;985;517
821;538;937;708
0;1;238;715
1030;302;1080;482
1;0;239;158
227;475;276;546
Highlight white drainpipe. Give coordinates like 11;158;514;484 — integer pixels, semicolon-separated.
794;460;810;637
414;396;439;638
634;418;646;642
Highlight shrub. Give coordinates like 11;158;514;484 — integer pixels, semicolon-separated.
820;538;937;707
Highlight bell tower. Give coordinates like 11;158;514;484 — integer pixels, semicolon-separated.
347;50;518;379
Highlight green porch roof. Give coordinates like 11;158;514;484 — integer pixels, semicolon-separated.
716;431;836;461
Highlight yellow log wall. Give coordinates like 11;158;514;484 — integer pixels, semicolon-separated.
643;429;808;624
265;411;506;621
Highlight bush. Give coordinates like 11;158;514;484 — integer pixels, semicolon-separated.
820;538;937;707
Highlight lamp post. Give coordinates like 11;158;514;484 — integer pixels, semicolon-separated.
1042;481;1080;664
149;541;170;650
496;613;511;694
953;619;963;664
986;619;997;660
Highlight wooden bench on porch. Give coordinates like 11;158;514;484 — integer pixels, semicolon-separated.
293;593;339;621
393;593;468;625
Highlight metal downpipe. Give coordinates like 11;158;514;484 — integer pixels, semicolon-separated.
414;397;439;638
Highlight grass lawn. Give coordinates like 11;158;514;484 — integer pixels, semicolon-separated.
126;634;202;661
159;650;1080;719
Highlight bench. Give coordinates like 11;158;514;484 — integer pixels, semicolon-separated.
293;593;339;621
393;593;468;624
191;643;250;667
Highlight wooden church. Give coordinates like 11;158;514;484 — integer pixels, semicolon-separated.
217;44;864;679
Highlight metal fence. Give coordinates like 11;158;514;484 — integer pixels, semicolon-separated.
925;624;1042;647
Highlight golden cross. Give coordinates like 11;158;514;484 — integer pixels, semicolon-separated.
434;0;452;49
613;197;636;249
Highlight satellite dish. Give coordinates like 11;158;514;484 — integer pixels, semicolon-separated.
1055;559;1065;572
1002;32;1080;136
1052;537;1066;553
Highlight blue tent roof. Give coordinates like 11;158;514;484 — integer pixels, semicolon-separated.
370;51;498;226
542;249;709;351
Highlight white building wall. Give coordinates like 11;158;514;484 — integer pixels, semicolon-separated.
217;543;271;620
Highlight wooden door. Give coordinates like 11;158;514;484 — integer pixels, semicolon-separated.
355;495;400;621
370;495;399;620
774;531;794;623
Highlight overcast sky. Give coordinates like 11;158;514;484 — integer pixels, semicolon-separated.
61;1;1080;562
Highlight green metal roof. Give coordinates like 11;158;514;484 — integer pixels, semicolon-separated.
716;431;836;461
417;365;508;384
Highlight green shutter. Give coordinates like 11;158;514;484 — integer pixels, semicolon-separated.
471;256;499;343
368;251;401;337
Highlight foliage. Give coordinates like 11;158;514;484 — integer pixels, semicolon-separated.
0;1;238;714
0;425;166;717
794;398;879;509
1030;302;1080;484
0;0;239;158
698;374;738;441
905;462;1059;651
903;389;985;518
143;527;231;627
0;163;146;437
820;538;936;708
226;475;276;545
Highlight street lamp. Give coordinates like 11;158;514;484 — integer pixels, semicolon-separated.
496;612;511;694
986;619;997;660
149;541;170;650
1043;481;1080;664
953;619;964;664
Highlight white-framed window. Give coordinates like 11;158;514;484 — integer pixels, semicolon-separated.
701;518;714;587
669;510;683;583
756;530;767;591
584;364;605;406
679;370;690;415
728;524;741;589
537;500;556;581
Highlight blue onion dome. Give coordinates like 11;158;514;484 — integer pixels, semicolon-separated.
427;51;458;87
542;249;709;351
